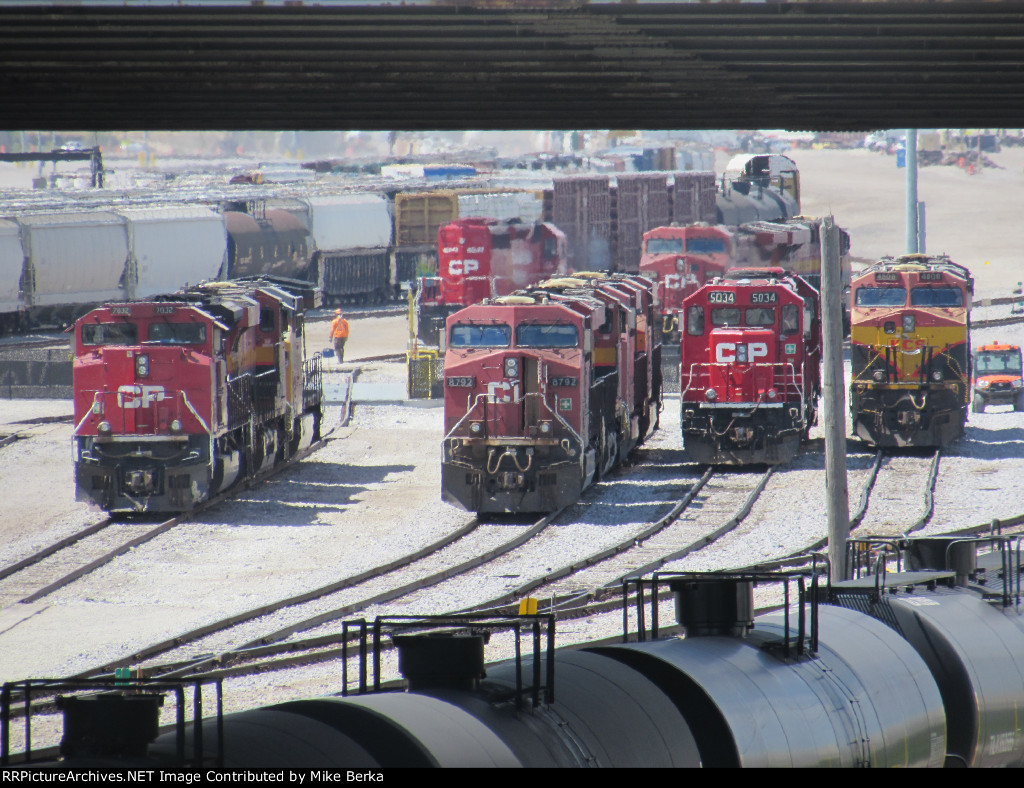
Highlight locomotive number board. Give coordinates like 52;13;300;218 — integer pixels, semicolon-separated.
708;291;736;304
750;291;778;304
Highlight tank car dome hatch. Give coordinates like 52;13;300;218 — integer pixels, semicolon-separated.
904;537;979;586
670;577;755;639
394;633;487;692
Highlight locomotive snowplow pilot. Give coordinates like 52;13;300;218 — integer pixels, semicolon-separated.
330;309;350;364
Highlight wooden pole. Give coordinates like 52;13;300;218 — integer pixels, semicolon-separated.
821;216;850;583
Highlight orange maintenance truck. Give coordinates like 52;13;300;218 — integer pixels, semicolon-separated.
971;342;1024;412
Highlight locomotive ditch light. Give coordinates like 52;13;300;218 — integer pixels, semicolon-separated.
767;389;778;400
470;422;483;433
539;421;552;434
705;388;718;402
97;421;111;434
136;353;150;377
930;370;943;382
504;357;519;378
873;370;887;382
902;315;916;333
170;419;183;433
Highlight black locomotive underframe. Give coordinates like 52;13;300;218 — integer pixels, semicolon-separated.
442;437;584;514
681;403;805;465
850;384;966;448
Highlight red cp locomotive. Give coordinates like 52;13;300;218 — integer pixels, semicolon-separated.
441;272;661;514
72;276;323;513
416;217;569;345
679;267;821;465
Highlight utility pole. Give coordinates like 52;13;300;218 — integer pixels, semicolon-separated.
821;216;850;583
906;128;919;253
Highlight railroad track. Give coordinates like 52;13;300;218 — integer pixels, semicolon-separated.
93;457;774;685
0;433;338;613
848;448;941;537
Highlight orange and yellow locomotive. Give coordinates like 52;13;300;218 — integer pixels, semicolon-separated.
849;254;973;447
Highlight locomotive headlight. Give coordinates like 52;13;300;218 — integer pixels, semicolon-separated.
97;421;111;434
902;315;915;333
675;258;686;272
136;353;150;377
930;370;943;382
170;419;183;433
705;388;717;401
736;344;748;363
504;357;519;378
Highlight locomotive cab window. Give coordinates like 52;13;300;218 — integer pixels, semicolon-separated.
516;323;579;348
146;322;207;345
782;304;800;334
711;307;741;327
910;286;964;307
646;238;683;255
259;309;276;332
744;307;775;327
686;306;704;336
686;237;728;255
855;287;907;307
81;322;138;346
450;323;511;347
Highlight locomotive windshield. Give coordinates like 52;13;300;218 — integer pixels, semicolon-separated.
686;237;728;255
81;322;138;346
975;351;1022;373
910;286;964;307
516;323;579;348
146;322;207;345
645;238;683;255
744;307;775;326
711;308;741;326
855;287;907;307
450;323;511;347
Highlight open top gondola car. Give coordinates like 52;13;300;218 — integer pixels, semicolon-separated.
679;267;821;465
72;276;322;513
441;272;660;514
849;253;973;447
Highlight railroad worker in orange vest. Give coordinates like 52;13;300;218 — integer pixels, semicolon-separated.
330;309;350;364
